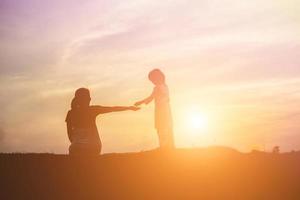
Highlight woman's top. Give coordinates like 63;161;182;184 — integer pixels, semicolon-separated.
65;106;105;145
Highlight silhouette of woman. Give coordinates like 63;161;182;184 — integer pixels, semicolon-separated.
65;88;140;155
135;69;174;149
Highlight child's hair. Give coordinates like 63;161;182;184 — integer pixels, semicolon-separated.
71;88;91;109
148;69;165;85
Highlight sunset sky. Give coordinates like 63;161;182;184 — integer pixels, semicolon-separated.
1;0;300;153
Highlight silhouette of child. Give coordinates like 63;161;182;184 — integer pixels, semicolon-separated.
135;69;174;149
65;88;140;155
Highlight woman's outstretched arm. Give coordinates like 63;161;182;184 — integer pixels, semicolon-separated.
94;106;140;114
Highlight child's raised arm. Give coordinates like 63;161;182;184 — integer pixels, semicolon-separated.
134;90;155;106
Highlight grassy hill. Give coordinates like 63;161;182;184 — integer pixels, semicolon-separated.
1;147;300;200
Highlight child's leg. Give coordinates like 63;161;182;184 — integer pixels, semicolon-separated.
166;129;174;148
157;128;174;149
157;130;166;148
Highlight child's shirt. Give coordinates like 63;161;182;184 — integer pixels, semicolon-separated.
154;84;170;106
153;84;173;130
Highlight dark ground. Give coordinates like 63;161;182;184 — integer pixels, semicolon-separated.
1;147;300;200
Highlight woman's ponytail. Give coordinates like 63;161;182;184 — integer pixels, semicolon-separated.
71;97;78;110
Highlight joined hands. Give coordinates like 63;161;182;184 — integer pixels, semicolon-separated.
134;101;144;107
129;106;141;111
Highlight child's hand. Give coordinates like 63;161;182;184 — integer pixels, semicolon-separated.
129;106;141;111
134;101;143;106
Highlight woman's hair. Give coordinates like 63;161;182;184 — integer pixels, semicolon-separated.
148;69;165;84
71;88;91;109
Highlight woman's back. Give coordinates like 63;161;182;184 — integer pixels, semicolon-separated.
65;106;101;145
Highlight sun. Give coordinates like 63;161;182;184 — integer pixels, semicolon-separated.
176;107;211;145
186;111;209;132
